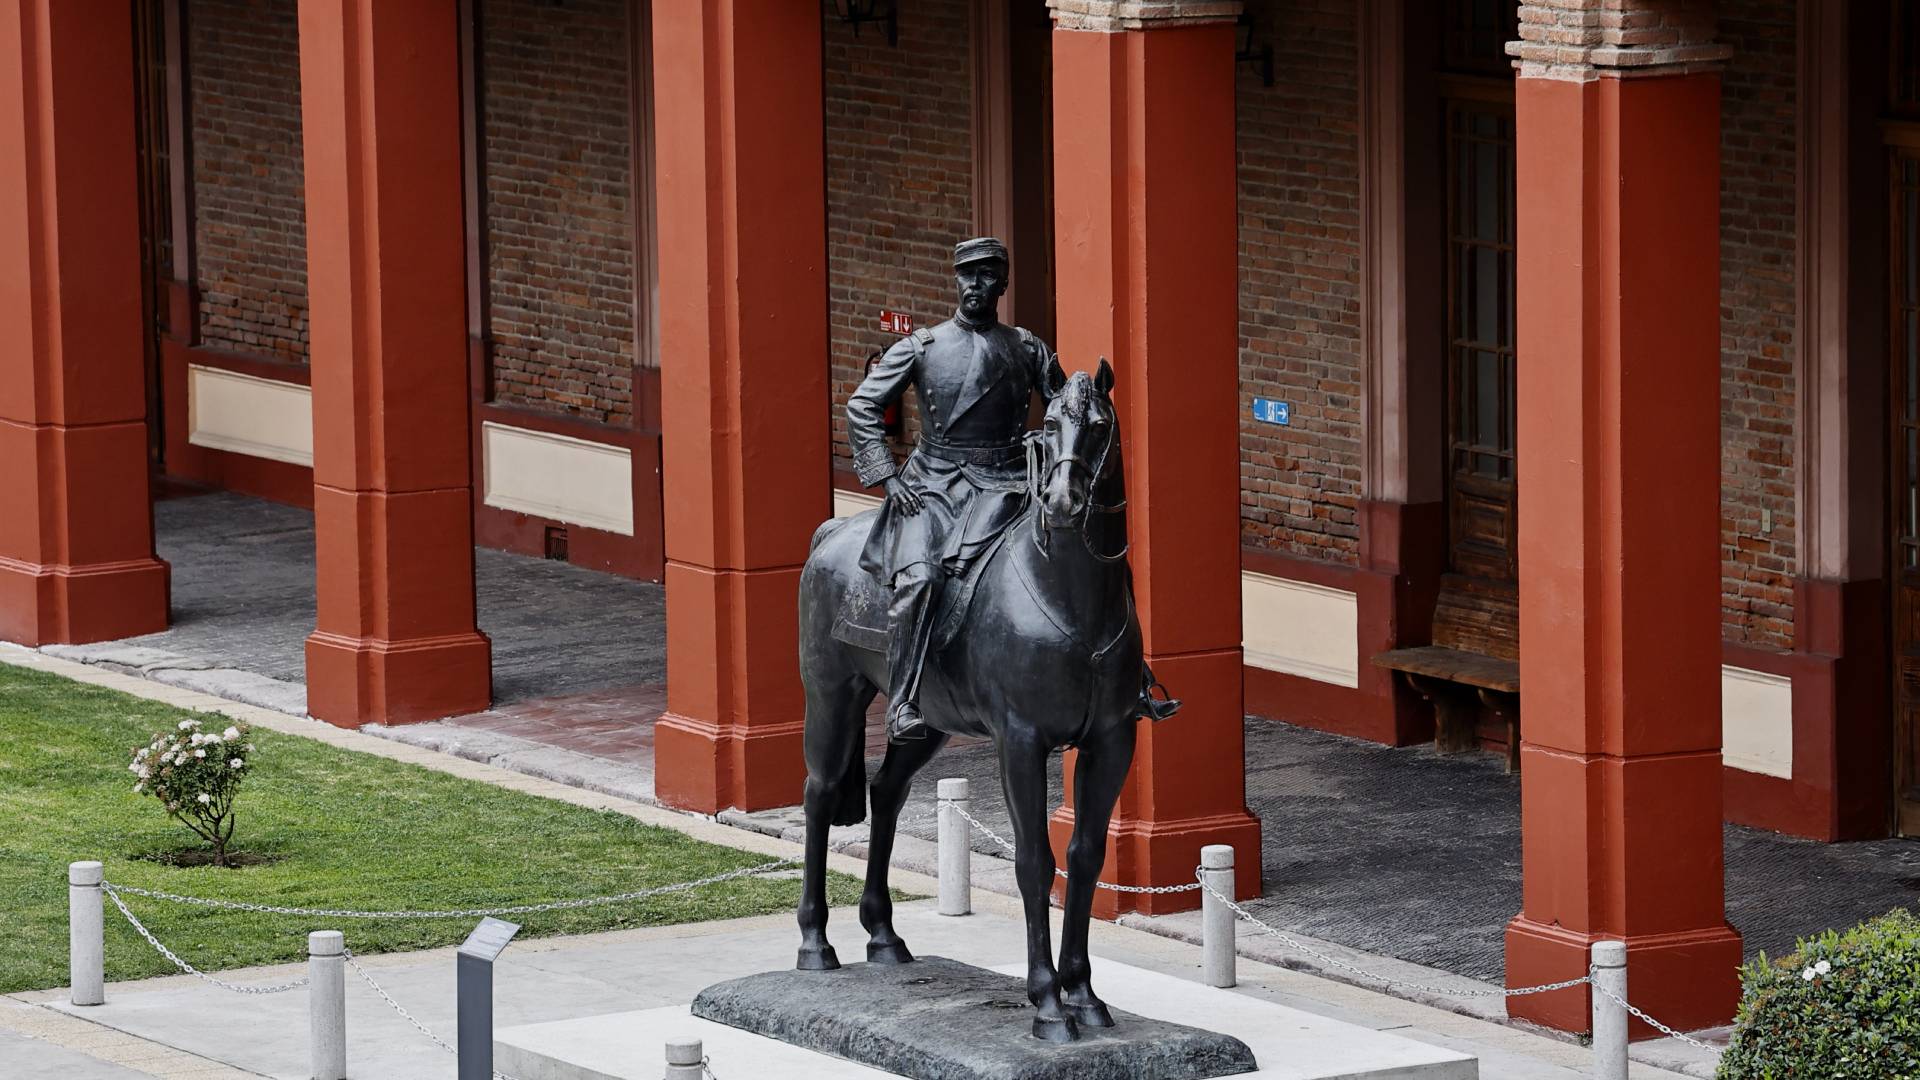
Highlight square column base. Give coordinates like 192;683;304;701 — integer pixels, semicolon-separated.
654;712;806;814
305;629;492;727
1504;916;1741;1037
0;555;170;646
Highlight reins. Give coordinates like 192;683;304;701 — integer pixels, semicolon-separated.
1024;394;1128;564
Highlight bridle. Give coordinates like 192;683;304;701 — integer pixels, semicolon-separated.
1025;391;1128;563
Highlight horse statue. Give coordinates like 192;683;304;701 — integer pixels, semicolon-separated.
794;359;1147;1043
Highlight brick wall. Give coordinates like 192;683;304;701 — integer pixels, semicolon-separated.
1235;0;1364;563
189;0;308;363
481;0;638;426
1717;0;1797;651
824;0;977;475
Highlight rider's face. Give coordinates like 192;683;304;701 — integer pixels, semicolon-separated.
955;260;1008;320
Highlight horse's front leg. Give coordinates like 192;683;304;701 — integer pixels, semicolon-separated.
998;731;1075;1042
1057;719;1136;1027
860;731;948;963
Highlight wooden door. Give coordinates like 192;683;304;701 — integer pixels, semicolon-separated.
1891;144;1920;837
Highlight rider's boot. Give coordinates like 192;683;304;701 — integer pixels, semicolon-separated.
1138;662;1182;721
885;567;939;743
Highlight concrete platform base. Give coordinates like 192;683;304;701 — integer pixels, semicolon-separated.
692;956;1257;1080
497;959;1478;1080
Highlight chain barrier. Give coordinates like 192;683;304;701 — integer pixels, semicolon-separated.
342;946;524;1080
98;858;799;920
1589;977;1721;1054
946;803;1717;1053
105;886;310;995
941;799;1200;895
1191;874;1721;1055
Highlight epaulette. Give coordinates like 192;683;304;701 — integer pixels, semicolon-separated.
911;327;935;348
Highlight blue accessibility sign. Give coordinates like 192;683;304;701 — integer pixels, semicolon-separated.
1250;397;1290;426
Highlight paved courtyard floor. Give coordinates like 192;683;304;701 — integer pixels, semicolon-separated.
44;492;1920;989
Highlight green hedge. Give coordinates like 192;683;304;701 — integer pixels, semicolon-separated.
1718;907;1920;1079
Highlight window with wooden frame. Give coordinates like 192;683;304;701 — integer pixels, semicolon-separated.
1439;1;1518;600
1884;7;1920;835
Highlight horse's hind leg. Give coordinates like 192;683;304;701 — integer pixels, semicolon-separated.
998;729;1076;1042
1057;719;1136;1027
796;676;875;972
860;730;948;963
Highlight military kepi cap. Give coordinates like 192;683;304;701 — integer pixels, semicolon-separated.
953;236;1008;268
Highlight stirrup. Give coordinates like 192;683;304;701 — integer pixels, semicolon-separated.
1139;671;1181;722
887;703;929;743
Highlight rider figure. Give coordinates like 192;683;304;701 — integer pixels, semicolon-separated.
849;237;1057;744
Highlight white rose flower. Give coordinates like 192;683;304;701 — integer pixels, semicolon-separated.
128;762;141;773
193;749;206;759
178;720;194;730
196;793;211;804
1801;966;1817;981
133;783;143;794
229;758;244;769
1815;960;1832;975
223;726;240;742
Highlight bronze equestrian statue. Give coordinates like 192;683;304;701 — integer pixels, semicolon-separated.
795;237;1176;1043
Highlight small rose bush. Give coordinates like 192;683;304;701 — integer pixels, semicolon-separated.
1718;907;1920;1079
129;716;255;866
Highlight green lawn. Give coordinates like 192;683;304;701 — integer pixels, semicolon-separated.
0;662;873;993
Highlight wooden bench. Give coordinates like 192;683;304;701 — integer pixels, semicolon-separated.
1370;580;1521;772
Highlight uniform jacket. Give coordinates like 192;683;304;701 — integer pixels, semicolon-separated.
848;315;1058;582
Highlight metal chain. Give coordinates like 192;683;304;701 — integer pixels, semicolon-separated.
104;886;310;995
100;858;798;920
943;799;1201;895
1191;874;1591;999
1589;977;1721;1053
342;946;525;1080
703;1056;721;1079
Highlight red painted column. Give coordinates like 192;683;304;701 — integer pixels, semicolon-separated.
0;3;170;646
297;1;491;726
650;1;827;813
1506;21;1743;1034
1045;3;1261;916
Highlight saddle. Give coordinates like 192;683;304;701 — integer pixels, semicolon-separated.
830;528;1013;656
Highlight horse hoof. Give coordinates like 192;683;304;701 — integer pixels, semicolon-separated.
867;941;915;965
1066;1002;1114;1028
1031;1015;1079;1043
796;945;841;971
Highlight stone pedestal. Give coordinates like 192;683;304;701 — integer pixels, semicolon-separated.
692;957;1255;1080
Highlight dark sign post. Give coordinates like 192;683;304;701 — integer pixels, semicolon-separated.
457;917;521;1080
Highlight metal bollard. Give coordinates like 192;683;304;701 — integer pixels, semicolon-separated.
664;1036;705;1079
1590;940;1628;1080
309;931;347;1080
1200;845;1235;988
937;777;971;916
69;861;104;1006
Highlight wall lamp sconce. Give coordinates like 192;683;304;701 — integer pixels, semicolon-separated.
1237;12;1273;87
831;0;899;47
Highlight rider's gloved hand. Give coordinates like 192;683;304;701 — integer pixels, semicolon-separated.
884;477;923;516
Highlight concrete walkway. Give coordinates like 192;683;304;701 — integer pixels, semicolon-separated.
0;647;1723;1079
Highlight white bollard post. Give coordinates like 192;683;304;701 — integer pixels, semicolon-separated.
1200;844;1236;988
937;777;972;916
68;861;104;1006
309;931;347;1080
1590;940;1628;1080
664;1036;704;1079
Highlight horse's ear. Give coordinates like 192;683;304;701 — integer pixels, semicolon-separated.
1042;355;1067;399
1094;357;1114;396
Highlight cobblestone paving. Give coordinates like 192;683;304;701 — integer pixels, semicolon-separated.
889;721;1920;982
125;491;664;705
